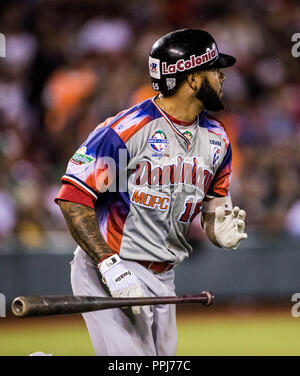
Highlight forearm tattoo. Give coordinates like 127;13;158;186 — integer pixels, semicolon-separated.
57;200;112;263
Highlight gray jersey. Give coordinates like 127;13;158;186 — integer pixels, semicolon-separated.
61;97;232;266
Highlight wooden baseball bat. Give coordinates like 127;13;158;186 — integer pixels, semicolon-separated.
11;291;214;318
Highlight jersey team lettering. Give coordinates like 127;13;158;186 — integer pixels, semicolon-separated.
162;45;218;75
132;156;213;193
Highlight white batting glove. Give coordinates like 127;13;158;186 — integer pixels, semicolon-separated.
214;206;248;250
98;254;145;315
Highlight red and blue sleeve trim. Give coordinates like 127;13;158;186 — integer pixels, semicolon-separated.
55;183;95;208
61;174;99;200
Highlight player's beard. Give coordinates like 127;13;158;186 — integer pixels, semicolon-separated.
195;77;224;111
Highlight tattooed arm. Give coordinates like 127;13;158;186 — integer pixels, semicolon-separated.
57;200;113;263
58;199;145;311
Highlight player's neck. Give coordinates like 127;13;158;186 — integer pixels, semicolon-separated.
155;93;203;123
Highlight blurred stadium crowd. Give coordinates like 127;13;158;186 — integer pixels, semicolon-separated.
0;0;300;252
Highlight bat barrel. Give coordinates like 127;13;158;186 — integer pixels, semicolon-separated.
11;291;214;318
12;295;103;318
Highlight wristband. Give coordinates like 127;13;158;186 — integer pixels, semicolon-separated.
98;254;121;274
98;253;114;265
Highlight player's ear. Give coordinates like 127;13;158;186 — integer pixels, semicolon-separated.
186;72;202;91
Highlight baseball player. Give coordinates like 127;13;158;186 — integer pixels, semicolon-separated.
56;29;247;356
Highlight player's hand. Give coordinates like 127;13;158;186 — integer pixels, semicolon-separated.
98;254;145;315
214;206;247;250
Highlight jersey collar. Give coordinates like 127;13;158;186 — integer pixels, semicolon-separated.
151;96;198;149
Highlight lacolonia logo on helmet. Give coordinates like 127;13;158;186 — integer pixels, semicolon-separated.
162;44;218;75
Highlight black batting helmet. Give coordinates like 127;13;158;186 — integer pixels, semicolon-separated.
149;28;236;96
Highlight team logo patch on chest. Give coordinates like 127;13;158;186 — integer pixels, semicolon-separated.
183;130;193;141
147;130;169;153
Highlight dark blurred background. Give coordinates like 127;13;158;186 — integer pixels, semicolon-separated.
0;0;300;304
